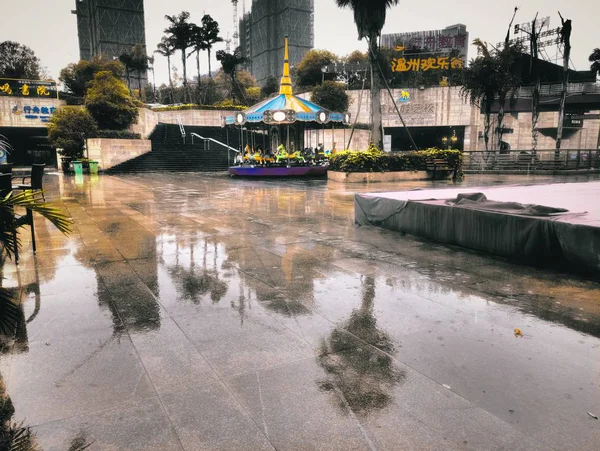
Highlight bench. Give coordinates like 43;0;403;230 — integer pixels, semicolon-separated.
426;159;454;180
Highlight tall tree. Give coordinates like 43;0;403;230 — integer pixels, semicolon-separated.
202;14;223;79
590;48;600;76
189;24;208;84
0;41;43;79
311;81;350;112
59;57;124;98
216;48;248;103
296;50;338;87
261;75;279;98
155;37;176;104
148;55;157;102
556;12;572;152
85;71;138;130
164;11;195;103
495;8;522;149
335;0;400;148
118;51;134;93
461;41;497;151
131;44;150;101
528;14;542;152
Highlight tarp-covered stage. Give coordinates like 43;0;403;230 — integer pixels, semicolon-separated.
355;182;600;275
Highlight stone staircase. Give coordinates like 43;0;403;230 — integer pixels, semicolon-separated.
107;124;240;173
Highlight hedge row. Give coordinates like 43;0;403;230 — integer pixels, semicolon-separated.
329;146;463;179
90;130;142;140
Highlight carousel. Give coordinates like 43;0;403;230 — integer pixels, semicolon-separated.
226;36;351;177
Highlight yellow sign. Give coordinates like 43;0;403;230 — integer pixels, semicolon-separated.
0;83;12;95
391;56;464;73
36;85;50;96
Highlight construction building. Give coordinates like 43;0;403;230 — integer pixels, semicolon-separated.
72;0;147;62
239;0;314;85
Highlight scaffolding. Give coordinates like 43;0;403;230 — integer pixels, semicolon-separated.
73;0;147;62
239;0;314;84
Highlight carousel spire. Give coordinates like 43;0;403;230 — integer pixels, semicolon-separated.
279;36;293;95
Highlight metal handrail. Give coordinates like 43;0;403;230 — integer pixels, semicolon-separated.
177;117;186;143
190;133;240;153
461;149;600;172
512;82;600;98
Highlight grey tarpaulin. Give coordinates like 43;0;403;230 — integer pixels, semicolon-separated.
355;191;600;275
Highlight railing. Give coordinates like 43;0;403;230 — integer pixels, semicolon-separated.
462;149;600;173
512;82;600;98
177;117;186;143
190;133;240;153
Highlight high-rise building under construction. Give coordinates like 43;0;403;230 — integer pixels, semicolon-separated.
72;0;147;61
239;0;314;85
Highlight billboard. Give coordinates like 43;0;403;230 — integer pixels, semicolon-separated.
381;24;469;60
0;79;58;98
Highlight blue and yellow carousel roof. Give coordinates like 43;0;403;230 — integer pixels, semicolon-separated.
226;36;349;126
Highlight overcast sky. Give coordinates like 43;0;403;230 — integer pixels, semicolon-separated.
1;0;598;86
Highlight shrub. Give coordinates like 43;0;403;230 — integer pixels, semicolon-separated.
48;106;97;159
311;81;349;112
91;130;141;140
85;70;138;130
329;144;388;172
330;146;463;179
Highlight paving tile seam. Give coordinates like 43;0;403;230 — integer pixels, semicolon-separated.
88;242;281;450
96;293;188;451
165;316;279;451
26;393;160;429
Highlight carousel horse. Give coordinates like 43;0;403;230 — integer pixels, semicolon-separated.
275;144;306;164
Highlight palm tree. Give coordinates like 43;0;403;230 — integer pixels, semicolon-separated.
118;52;133;94
201;14;223;79
461;40;497;152
155;37;176;104
0;191;71;261
589;48;600;77
131;44;150;101
216;48;248;103
164;11;195;103
189;24;208;86
147;55;157;102
335;0;399;148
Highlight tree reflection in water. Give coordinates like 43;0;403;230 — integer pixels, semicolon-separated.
0;280;93;450
0;283;40;450
168;239;228;304
317;277;405;415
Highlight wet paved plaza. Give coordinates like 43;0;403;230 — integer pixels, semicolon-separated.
1;172;600;450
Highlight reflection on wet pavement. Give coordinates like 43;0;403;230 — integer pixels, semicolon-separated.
0;172;599;450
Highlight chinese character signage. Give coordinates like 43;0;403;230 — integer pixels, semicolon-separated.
391;56;464;73
11;105;57;123
0;78;58;98
382;25;469;59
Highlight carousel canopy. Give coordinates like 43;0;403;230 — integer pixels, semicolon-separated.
226;36;350;127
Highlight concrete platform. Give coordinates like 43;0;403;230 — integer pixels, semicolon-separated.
355;182;600;275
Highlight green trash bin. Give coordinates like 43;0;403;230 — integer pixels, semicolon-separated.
89;161;99;175
73;161;83;175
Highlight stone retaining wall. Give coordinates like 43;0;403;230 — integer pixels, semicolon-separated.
86;138;151;170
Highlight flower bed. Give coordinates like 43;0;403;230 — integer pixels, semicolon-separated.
329;146;463;182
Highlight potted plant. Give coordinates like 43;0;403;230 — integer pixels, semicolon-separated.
47;107;97;173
